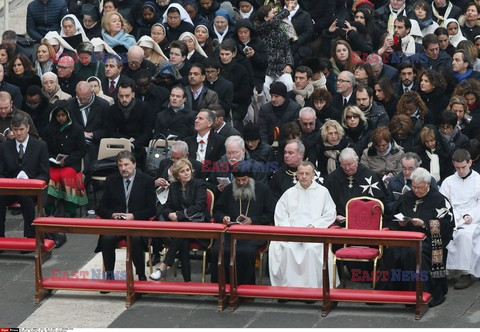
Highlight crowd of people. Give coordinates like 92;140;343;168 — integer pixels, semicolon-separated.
0;0;480;307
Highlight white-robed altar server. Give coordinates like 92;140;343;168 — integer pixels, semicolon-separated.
269;161;338;289
440;149;480;290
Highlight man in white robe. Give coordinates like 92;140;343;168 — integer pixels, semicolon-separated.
269;161;338;289
440;149;480;289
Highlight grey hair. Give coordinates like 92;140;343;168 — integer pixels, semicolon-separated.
171;140;189;156
128;45;144;58
299;107;316;119
366;53;383;68
339;147;359;162
340;71;356;87
411;167;432;184
198;108;216;128
401;152;422;168
299;160;316;171
286;139;305;156
41;72;58;83
225;135;245;149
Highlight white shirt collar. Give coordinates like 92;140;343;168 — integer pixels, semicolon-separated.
16;135;29;151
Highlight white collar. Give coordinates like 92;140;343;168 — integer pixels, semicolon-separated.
197;131;209;142
16;136;29;150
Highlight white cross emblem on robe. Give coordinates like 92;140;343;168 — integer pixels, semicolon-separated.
360;176;380;196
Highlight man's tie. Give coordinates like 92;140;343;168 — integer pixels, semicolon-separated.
109;80;115;95
343;98;347;107
18;143;24;159
125;179;131;191
404;87;409;93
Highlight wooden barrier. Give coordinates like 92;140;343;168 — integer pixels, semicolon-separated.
33;217;228;311
0;178;46;217
227;225;430;320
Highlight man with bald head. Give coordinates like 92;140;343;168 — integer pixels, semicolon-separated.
66;81;110;165
41;72;71;104
57;56;80;96
0;91;38;143
123;46;155;80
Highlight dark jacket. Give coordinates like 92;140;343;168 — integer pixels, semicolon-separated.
44;108;88;172
378;64;399;83
216;122;241;139
153;106;196;140
185;130;226;165
246;141;275;164
163;179;208;222
67;95;110;143
344;120;371;157
419;87;450;125
166;20;195;43
107;99;154;148
95;170;156;220
27;0;68;42
0;81;23;109
375;3;412;27
122;59;157;80
258;99;302;145
290;7;315;64
205;76;234;118
234;19;268;92
135;84;170;118
365;101;390;131
317;135;354;176
58;73;81;97
5;72;41;99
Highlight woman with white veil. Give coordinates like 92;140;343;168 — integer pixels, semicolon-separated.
60;14;90;49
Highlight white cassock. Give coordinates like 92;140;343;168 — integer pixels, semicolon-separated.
440;170;480;276
269;181;338;288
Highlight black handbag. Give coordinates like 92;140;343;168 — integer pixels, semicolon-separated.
145;136;170;174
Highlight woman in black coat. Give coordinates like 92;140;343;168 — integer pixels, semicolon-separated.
418;69;450;126
44;106;88;217
415;125;454;184
5;54;41;99
341;105;371;157
235;18;268;93
150;158;208;283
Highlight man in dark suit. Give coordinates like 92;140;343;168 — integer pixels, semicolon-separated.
394;62;419;97
134;70;170;119
122;46;156;80
67;81;110;169
101;55;128;98
330;71;356;121
185;109;226;165
210;104;241;139
0;113;49;238
95;150;156;281
204;58;234;122
107;80;154;169
153;85;196;140
185;63;219;113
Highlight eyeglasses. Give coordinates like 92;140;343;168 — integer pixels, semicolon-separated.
340;161;357;169
337;79;351;83
346;115;359;120
301;121;315;126
167;16;180;21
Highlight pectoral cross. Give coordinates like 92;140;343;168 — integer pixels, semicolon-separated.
347;176;354;188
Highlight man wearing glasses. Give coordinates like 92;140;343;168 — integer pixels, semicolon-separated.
298;107;321;165
123;46;156;80
57;56;80;97
331;71;356;121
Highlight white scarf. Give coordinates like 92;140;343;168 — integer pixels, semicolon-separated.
432;1;453;27
387;3;406;34
401;35;416;55
445;18;467;47
426;150;441;181
213;26;229;44
240;7;253;19
285;4;299;21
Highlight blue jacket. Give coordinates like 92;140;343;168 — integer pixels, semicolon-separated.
27;0;68;42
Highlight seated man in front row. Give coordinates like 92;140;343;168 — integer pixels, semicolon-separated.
440;149;480;290
211;160;274;285
270;161;338;294
0;113;49;238
95;150;156;281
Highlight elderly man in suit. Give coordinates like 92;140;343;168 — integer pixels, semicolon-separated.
0;112;49;238
95;150;156;281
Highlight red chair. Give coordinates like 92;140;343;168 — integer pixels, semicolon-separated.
332;196;384;288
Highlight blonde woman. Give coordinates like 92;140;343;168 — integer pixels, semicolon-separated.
101;11;136;54
318;119;353;175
